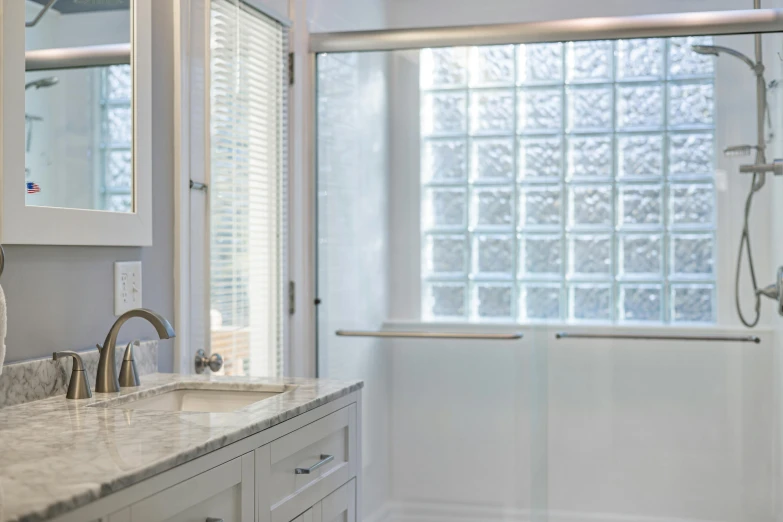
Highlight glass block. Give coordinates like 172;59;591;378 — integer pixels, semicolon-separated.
617;84;663;130
619;234;662;276
106;106;132;144
668;82;714;127
618;184;663;227
473;235;514;276
422;139;467;182
669;36;714;78
567;135;612;180
567;86;613;132
518;43;564;84
472;187;514;228
569;234;611;276
519;186;562;228
106;65;131;100
570;284;612;321
474;284;514;319
106;194;132;213
671;234;714;277
422;92;467;136
569;185;612;227
567;41;613;83
617;39;664;80
470;90;515;135
670;183;715;227
105;150;132;189
518;87;563;132
620;284;662;322
521;284;561;320
519;137;562;181
617;134;663;179
668;133;714;177
425;283;466;319
423;188;467;229
519;234;561;277
470;45;515;86
421;47;468;88
671;284;714;323
425;235;467;275
471;139;514;182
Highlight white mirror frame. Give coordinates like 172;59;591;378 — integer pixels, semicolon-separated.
0;0;152;246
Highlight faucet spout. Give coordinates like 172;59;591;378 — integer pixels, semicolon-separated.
95;308;176;393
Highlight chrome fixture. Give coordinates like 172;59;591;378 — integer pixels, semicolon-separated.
53;351;92;399
195;349;223;374
295;454;335;474
96;309;175;393
555;332;761;343
24;76;59;91
26;0;59;28
26;44;130;72
335;330;523;340
691;0;780;327
189;180;208;191
724;144;756;156
118;341;141;388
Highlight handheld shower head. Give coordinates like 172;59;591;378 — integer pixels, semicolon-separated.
691;44;757;71
724;145;755;157
24;76;59;91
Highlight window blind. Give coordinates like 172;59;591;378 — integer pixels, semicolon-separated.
210;0;287;376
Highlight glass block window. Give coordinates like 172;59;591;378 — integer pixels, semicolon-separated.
420;37;716;324
100;65;133;212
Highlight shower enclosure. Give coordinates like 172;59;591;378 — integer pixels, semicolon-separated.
313;8;783;522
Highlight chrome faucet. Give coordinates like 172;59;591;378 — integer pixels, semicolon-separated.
95;308;175;393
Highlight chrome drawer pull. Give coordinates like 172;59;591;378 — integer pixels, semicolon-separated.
206;518;224;522
295;454;334;474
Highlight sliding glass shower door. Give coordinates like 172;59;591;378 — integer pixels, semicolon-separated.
315;27;781;522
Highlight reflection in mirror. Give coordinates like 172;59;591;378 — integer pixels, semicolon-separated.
24;0;132;213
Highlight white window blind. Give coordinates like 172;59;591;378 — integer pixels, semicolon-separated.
210;0;287;376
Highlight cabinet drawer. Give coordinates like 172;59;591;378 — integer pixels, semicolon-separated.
257;404;357;522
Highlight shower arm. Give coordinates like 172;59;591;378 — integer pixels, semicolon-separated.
26;0;59;28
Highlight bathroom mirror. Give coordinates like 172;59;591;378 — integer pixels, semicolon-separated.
0;0;152;245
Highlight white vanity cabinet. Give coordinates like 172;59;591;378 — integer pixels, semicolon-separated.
50;391;361;522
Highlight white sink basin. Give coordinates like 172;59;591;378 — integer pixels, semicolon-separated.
114;385;292;413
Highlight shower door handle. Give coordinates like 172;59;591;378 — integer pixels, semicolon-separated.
554;332;761;343
335;330;523;340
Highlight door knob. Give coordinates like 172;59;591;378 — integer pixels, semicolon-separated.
195;349;223;374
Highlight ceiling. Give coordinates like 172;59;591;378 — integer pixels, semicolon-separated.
29;0;130;14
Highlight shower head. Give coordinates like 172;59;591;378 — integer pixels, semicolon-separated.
724;145;756;157
691;44;757;71
24;76;59;91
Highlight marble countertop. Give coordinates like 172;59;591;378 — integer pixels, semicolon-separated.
0;373;363;522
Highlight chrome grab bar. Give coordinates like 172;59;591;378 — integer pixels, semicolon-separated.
555;332;761;344
26;44;130;72
336;330;523;340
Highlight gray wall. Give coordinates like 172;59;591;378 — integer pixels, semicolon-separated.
3;1;175;371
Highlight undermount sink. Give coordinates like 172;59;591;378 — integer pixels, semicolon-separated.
114;385;293;413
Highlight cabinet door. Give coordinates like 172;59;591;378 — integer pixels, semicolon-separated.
290;504;321;522
321;480;356;522
129;453;254;522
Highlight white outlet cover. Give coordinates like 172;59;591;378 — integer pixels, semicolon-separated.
114;261;142;316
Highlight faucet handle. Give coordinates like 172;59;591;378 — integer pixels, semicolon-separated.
119;341;141;388
53;351;92;400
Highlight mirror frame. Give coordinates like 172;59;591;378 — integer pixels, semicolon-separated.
0;0;152;246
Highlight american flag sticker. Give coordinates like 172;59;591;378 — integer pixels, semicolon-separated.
26;182;40;194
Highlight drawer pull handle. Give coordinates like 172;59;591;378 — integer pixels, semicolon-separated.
295;454;334;474
206;519;224;522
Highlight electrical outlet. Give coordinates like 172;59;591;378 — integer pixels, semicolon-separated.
114;261;142;316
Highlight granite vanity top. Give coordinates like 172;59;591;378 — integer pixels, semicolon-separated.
0;373;363;522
